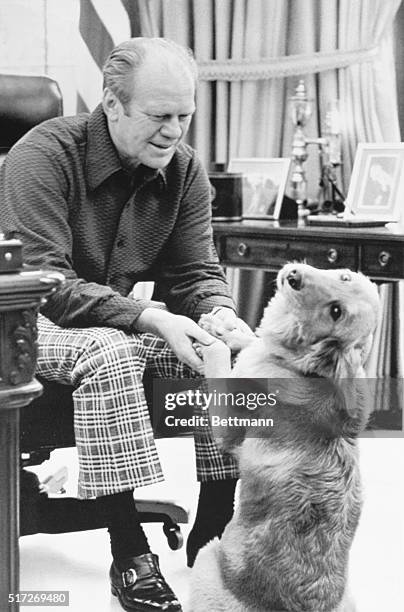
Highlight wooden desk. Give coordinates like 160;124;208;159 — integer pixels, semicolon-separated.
212;220;404;280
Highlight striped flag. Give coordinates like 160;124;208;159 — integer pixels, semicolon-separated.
77;0;139;112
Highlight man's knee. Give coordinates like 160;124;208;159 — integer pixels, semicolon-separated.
71;328;146;383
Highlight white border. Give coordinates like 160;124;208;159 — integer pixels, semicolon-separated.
344;143;404;222
228;157;291;220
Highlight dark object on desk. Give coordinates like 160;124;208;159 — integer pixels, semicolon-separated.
279;195;298;220
307;214;390;228
209;172;243;221
319;198;345;214
209;163;297;221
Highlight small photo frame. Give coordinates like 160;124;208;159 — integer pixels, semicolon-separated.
344;143;404;222
227;158;291;220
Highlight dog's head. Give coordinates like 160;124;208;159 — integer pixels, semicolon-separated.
258;263;380;378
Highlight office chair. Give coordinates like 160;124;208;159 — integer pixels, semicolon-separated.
0;73;188;549
19;374;187;550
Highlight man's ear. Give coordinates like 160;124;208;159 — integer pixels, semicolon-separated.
102;88;121;121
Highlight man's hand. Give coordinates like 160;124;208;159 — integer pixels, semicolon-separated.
136;308;216;373
198;307;255;352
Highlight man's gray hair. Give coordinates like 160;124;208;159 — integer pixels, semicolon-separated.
103;37;198;109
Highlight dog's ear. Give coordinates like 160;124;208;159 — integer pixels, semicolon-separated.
361;333;374;366
299;338;341;377
301;337;372;426
333;344;365;379
302;337;366;379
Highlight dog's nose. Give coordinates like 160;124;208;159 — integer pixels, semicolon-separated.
286;269;302;290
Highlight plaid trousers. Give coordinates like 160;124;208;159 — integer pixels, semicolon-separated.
36;314;238;499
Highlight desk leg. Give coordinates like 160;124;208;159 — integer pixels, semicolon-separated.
0;406;19;612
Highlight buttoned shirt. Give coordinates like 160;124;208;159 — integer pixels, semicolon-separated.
0;104;234;332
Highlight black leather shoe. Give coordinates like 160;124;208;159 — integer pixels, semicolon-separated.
110;553;182;611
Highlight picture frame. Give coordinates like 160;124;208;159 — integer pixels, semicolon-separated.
227;158;291;220
344;143;404;222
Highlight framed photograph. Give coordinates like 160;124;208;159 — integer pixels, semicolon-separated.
344;143;404;222
228;158;291;220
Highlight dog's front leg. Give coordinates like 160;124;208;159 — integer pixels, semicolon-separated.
193;340;247;452
194;339;232;378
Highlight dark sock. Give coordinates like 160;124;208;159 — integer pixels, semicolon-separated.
95;490;150;569
186;478;237;567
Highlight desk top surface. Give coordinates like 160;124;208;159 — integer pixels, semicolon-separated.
212;219;404;244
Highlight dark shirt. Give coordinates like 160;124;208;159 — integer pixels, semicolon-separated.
0;105;234;332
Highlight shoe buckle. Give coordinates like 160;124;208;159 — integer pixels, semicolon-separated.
121;567;137;588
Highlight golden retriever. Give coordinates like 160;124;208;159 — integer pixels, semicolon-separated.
188;263;380;612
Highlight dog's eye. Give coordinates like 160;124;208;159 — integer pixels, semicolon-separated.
330;303;342;321
340;272;351;282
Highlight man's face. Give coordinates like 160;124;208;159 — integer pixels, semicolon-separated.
104;55;196;170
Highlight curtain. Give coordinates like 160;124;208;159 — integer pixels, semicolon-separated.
135;0;403;378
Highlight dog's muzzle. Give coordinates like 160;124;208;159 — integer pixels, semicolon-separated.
286;269;302;291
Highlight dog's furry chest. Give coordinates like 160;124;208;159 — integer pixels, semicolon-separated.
231;338;278;378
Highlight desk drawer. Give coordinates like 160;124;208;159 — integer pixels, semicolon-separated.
361;244;404;278
223;236;357;270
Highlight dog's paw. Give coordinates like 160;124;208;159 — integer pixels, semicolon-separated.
198;312;224;336
219;328;255;352
199;313;255;352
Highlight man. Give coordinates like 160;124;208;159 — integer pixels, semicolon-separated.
0;38;244;612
